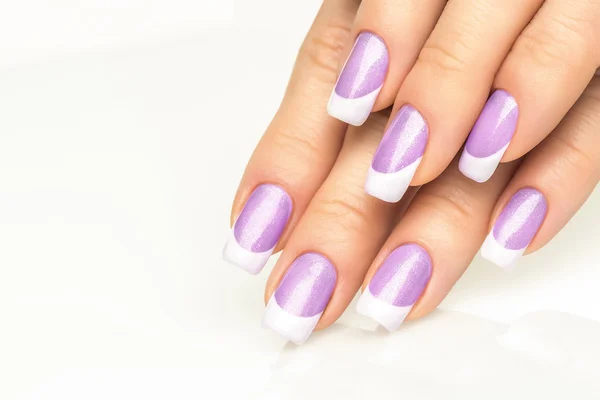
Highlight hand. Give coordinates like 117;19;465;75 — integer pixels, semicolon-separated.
222;0;600;344
329;0;599;196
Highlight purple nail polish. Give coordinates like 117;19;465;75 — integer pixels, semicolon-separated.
493;188;548;250
365;105;428;203
335;32;389;99
460;90;519;182
372;105;429;173
465;90;519;158
356;244;432;331
481;188;548;268
223;184;292;274
369;244;432;306
234;184;292;252
274;253;337;317
328;32;389;126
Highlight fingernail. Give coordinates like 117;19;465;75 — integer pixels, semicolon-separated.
327;32;389;126
365;105;428;203
459;90;519;183
356;244;432;331
263;253;336;345
481;188;548;269
222;184;292;275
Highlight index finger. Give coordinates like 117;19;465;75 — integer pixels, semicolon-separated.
223;0;359;274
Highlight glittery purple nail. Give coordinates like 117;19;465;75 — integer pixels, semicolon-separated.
372;105;429;173
365;105;429;203
369;244;432;306
481;188;548;268
493;188;548;250
274;253;336;317
335;32;389;99
263;253;337;344
328;32;389;126
356;244;432;331
234;184;292;252
459;90;519;183
465;90;519;158
223;184;292;274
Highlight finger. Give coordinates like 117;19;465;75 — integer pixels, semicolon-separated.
481;75;600;269
223;0;359;275
366;0;543;202
357;158;518;330
327;0;446;126
261;112;415;344
460;0;600;182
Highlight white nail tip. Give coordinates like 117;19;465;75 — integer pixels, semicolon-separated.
459;143;509;183
480;231;526;269
262;296;322;345
222;229;274;275
365;157;422;203
327;88;382;127
356;287;413;332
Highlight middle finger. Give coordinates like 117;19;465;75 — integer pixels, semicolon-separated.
366;0;543;203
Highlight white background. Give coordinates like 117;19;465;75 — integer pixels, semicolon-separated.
1;1;599;399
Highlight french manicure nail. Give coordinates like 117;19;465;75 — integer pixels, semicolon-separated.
365;105;428;203
459;90;519;183
356;244;432;331
327;32;389;126
263;253;336;344
481;188;548;269
222;184;292;275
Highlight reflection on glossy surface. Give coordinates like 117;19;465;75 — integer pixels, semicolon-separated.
264;310;600;398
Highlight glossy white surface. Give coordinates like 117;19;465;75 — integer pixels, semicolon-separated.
222;228;274;275
480;231;527;269
356;287;413;331
365;159;422;203
327;88;382;127
1;1;600;399
459;143;510;183
263;296;322;345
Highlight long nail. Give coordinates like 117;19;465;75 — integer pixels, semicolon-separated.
222;184;292;275
459;90;519;183
263;253;336;344
327;32;389;126
481;188;548;269
365;105;428;203
356;244;432;331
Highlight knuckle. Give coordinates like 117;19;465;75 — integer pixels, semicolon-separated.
312;195;370;235
416;183;476;228
515;13;591;69
417;39;470;75
546;130;597;180
301;18;352;84
417;6;486;76
271;127;322;171
517;31;571;68
540;79;600;185
569;79;600;139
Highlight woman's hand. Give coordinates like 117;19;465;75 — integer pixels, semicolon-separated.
222;0;600;344
329;0;599;196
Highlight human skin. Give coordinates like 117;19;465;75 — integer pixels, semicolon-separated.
223;0;600;343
